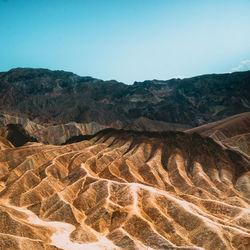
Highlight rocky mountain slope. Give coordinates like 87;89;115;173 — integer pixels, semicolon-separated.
186;112;250;157
0;112;190;145
0;68;249;249
0;68;249;128
0;129;249;249
224;133;250;157
186;112;250;139
0;124;37;147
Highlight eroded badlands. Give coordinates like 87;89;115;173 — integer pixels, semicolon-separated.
0;130;249;249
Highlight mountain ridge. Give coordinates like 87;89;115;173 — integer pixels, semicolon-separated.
0;68;249;127
0;68;249;249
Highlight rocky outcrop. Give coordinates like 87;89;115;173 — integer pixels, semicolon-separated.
0;112;44;135
0;113;190;145
33;122;107;145
0;113;105;145
0;130;249;249
0;124;37;147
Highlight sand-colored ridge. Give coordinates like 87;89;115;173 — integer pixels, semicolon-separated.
0;130;249;249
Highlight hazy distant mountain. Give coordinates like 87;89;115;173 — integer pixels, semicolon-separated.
0;68;249;128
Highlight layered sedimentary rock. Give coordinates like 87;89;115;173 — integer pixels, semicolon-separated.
223;133;250;157
0;129;249;249
0;112;106;145
0;112;44;135
186;112;250;157
32;122;106;145
186;112;250;139
0;113;189;145
0;136;14;150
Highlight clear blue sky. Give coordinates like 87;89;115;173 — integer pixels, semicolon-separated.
0;0;250;84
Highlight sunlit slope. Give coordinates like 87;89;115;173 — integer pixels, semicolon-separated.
186;112;250;139
0;112;189;145
0;130;249;249
186;112;250;157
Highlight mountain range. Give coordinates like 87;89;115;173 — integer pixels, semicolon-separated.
0;68;249;250
0;68;249;127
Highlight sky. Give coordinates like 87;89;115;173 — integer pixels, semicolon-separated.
0;0;250;84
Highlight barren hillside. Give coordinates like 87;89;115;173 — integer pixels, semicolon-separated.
0;130;249;249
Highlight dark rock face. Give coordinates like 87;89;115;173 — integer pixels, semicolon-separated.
0;124;38;147
0;68;249;127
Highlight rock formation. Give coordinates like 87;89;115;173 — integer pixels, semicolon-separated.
0;129;249;249
0;112;190;145
0;68;249;127
0;124;37;147
186;112;250;139
0;68;249;249
186;112;250;157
